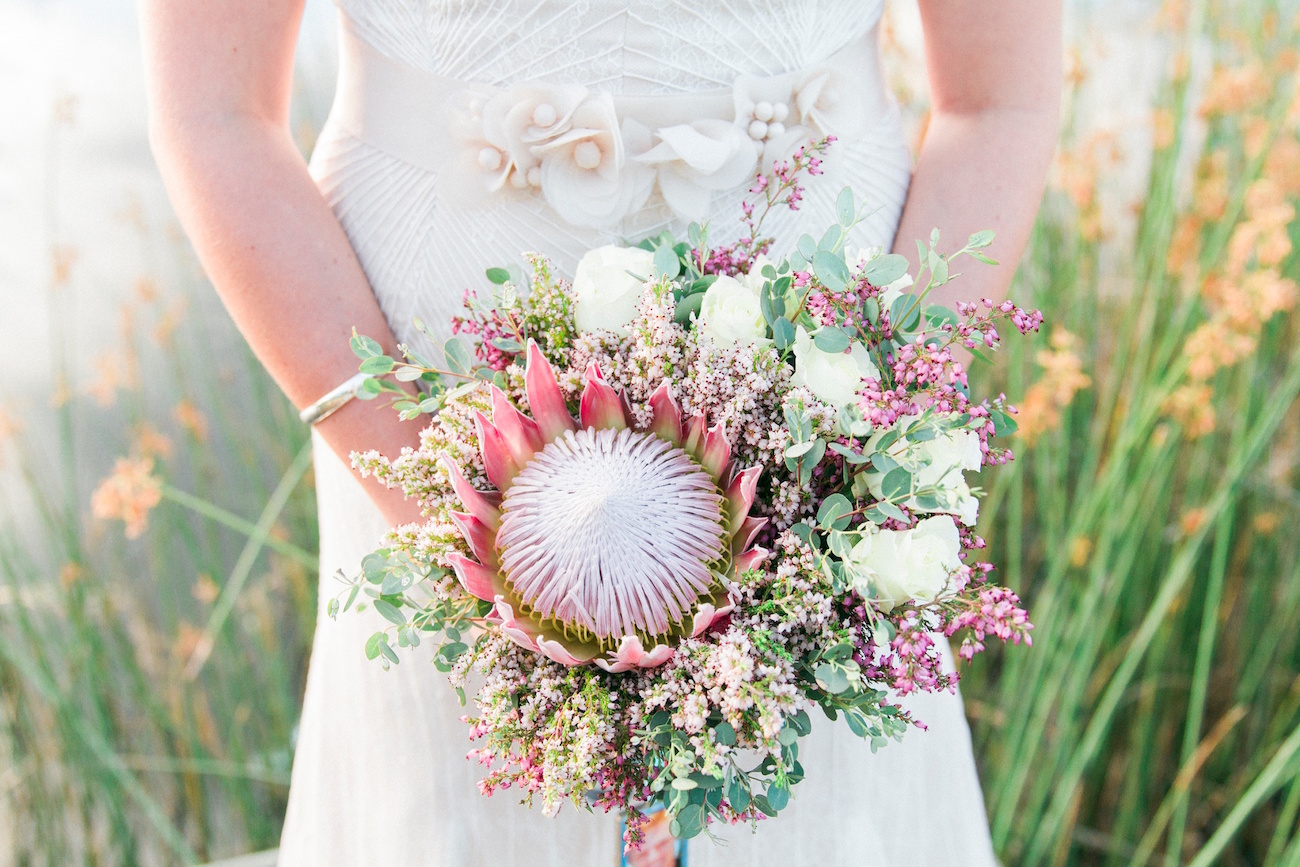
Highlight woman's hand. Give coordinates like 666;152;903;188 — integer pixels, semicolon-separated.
139;0;422;527
895;0;1063;308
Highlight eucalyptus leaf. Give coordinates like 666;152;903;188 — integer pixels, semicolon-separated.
828;531;855;558
813;327;851;353
990;409;1018;437
727;777;751;812
796;234;818;261
394;365;425;382
760;285;775;325
846;711;873;738
828;442;870;464
863;253;910;288
373;598;407;626
443;337;473;375
889;294;921;332
673;291;705;325
785;440;817;459
932;255;950;287
815;662;851;694
766;782;791;812
350;333;383;359
485;267;510;284
791;709;813;735
835;187;855;226
772;317;796;351
817;493;852;530
818;225;841;252
358;355;394;375
812;250;850;292
881;467;912;500
673;804;706;839
653;244;681;280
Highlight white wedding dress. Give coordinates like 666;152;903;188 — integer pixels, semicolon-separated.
280;2;999;864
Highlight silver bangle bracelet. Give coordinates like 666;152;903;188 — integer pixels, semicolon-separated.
298;371;373;426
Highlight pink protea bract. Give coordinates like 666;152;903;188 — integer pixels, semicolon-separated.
444;341;767;672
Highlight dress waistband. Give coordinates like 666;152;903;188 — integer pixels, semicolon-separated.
329;15;898;230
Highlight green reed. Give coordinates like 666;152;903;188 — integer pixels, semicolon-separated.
0;191;318;861
962;2;1300;865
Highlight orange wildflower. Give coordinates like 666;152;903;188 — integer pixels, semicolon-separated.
1016;329;1092;445
1180;507;1209;537
1265;134;1300;196
90;457;163;540
1183;319;1256;381
193;574;220;605
1161;383;1217;438
133;424;174;462
85;351;133;407
1199;59;1270;118
174;400;209;442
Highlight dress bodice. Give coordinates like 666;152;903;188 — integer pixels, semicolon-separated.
310;0;910;365
337;0;887;92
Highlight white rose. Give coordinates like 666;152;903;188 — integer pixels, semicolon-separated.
697;275;771;347
791;328;880;408
572;245;657;334
867;424;982;525
847;516;962;608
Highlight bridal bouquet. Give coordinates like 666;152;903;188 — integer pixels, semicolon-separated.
333;138;1039;847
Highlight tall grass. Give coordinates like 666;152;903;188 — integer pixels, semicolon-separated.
962;3;1300;865
1;2;1298;864
0;102;319;861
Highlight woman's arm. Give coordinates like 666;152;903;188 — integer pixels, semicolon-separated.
140;0;424;526
893;0;1063;308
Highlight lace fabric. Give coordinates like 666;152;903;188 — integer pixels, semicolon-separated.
278;3;1000;864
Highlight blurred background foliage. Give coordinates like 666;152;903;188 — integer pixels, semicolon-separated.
1;0;1299;864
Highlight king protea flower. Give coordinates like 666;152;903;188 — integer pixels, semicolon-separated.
444;342;767;672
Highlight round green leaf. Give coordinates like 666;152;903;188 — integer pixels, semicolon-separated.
813;327;851;353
